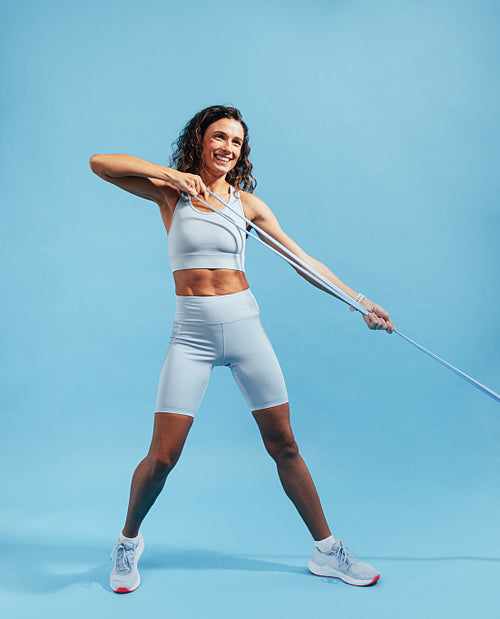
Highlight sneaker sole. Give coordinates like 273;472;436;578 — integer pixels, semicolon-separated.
111;535;145;594
308;560;380;587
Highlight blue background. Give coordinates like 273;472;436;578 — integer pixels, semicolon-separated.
1;0;499;617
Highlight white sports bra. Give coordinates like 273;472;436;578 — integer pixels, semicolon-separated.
167;186;246;273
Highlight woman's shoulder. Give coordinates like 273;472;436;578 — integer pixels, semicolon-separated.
238;188;259;201
239;190;273;222
239;187;270;204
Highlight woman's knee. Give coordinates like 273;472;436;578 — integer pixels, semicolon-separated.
146;450;180;479
264;433;299;462
146;412;193;478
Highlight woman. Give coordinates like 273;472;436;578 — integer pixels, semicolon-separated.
90;105;393;593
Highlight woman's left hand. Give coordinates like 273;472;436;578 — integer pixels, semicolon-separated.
355;298;394;333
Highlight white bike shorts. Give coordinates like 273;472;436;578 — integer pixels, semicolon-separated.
155;288;288;416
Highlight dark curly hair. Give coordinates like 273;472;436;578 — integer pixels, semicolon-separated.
171;105;256;193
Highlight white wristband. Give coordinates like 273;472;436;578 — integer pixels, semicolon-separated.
354;293;365;303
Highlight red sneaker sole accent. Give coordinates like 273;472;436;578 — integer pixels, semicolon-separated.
114;587;133;593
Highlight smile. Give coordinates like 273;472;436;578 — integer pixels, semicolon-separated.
214;154;231;163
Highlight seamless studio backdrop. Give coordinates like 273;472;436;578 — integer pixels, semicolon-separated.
1;1;499;618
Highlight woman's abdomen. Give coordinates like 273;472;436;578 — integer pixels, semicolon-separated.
173;268;249;297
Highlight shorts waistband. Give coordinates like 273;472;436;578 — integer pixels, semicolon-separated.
174;288;260;324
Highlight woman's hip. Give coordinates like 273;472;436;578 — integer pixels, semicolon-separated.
173;288;260;325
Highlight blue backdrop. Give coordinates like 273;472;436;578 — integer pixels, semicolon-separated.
1;1;499;617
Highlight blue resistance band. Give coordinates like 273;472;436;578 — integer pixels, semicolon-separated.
192;189;500;405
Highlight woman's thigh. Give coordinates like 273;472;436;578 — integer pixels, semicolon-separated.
155;328;215;417
225;316;288;411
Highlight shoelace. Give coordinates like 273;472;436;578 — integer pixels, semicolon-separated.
331;543;359;569
110;542;136;574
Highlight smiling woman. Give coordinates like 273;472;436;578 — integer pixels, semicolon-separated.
171;105;256;194
89;104;393;595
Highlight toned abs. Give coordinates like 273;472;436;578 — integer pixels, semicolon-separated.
174;268;249;296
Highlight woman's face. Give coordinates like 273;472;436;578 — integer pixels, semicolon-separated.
201;118;244;177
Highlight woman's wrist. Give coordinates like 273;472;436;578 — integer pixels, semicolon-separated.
349;293;375;312
117;156;173;183
136;159;173;182
159;166;175;184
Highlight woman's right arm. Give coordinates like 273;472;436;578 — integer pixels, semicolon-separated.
89;154;206;204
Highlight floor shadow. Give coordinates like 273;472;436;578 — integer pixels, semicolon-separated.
1;536;498;596
0;538;305;596
140;547;305;575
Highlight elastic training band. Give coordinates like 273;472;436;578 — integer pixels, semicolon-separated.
192;189;500;404
204;191;367;311
394;330;500;402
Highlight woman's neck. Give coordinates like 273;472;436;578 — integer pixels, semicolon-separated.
199;171;230;195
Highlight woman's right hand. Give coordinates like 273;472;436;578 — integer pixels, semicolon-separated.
166;169;207;198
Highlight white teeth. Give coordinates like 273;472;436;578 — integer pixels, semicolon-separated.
215;154;230;162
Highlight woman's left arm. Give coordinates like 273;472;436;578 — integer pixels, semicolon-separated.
241;193;394;333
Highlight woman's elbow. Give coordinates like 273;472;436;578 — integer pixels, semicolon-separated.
89;153;100;171
89;153;107;175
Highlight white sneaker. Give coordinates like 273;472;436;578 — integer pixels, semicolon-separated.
110;533;145;593
308;540;380;586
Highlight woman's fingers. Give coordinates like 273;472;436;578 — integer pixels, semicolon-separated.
187;175;208;198
363;313;378;329
366;302;394;334
187;175;201;195
362;310;393;333
167;171;208;200
169;171;205;196
198;178;208;199
370;313;384;330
